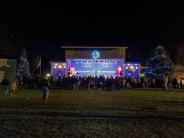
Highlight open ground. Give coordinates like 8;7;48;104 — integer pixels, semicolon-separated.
0;89;184;137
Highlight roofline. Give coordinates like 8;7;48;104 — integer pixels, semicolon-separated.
49;61;65;63
61;46;128;49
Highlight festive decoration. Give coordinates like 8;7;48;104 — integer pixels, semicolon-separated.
50;62;67;79
70;66;75;76
129;65;135;72
16;49;31;82
118;66;122;72
116;66;123;75
91;51;100;59
58;65;62;69
146;45;174;79
124;63;141;78
67;59;124;77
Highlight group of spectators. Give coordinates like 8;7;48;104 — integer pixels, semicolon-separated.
49;75;184;91
1;75;183;95
0;78;17;96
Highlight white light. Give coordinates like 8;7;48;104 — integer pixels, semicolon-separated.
54;63;58;66
126;67;129;69
54;66;57;69
46;73;50;77
130;66;134;69
127;64;130;66
58;65;62;69
135;64;137;66
118;66;122;71
92;51;100;59
136;67;139;69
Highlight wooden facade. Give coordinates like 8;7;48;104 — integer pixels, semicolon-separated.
62;46;127;60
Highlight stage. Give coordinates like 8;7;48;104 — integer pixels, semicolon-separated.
67;59;124;77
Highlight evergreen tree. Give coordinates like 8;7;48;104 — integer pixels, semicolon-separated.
146;45;174;79
16;49;31;82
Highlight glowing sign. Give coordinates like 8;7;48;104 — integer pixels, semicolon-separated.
92;51;100;59
68;59;124;78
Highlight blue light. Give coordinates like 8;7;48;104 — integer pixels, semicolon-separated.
58;73;62;77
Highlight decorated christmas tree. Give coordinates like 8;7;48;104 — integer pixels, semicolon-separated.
146;45;174;79
16;49;31;82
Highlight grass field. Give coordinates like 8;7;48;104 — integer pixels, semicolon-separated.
0;89;184;137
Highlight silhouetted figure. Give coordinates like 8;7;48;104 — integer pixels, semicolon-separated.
172;78;178;89
180;78;184;89
10;79;17;96
42;79;49;101
2;78;10;95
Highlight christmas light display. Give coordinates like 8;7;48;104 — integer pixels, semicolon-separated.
51;62;67;79
124;63;141;78
91;51;100;59
17;52;31;82
67;59;124;77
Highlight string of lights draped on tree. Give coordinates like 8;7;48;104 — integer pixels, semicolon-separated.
146;46;174;79
16;49;31;82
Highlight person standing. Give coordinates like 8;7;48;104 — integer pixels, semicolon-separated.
42;79;49;101
172;77;178;89
164;76;168;91
10;79;17;96
122;78;126;91
2;78;10;95
180;78;184;89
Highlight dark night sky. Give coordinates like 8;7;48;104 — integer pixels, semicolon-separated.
0;7;184;63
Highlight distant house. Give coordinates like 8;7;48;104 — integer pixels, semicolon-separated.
0;59;17;83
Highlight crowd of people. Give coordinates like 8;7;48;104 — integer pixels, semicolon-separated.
0;75;183;97
49;75;184;91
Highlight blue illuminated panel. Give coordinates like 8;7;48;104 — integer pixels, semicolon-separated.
67;59;124;78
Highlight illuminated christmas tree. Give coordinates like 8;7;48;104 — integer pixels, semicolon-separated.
16;49;31;82
146;46;174;79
